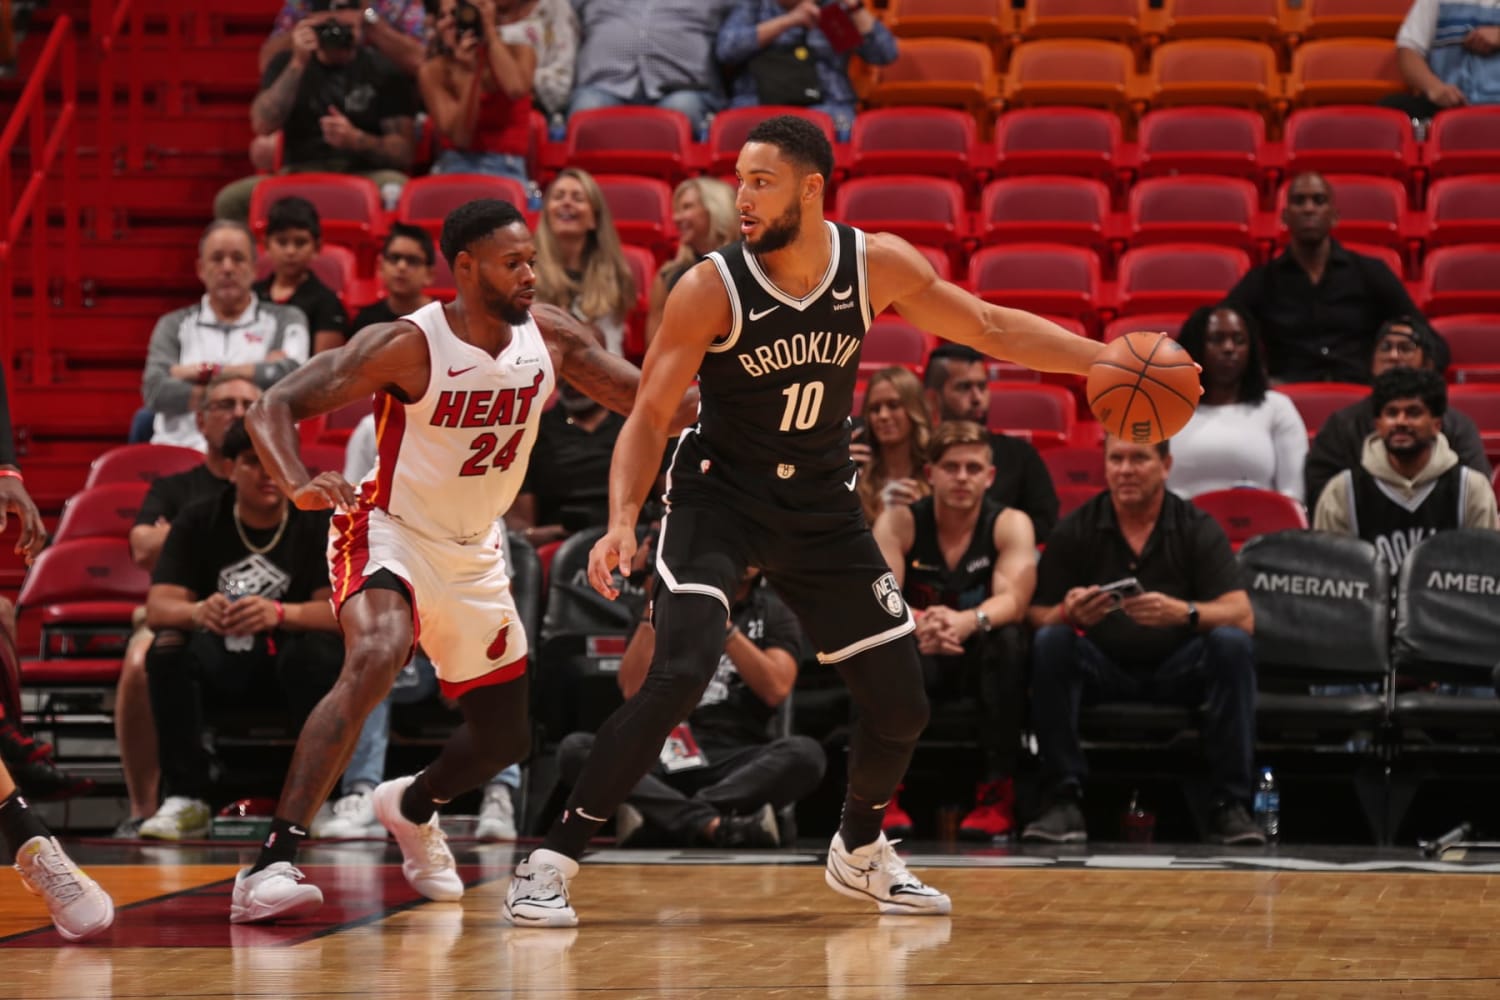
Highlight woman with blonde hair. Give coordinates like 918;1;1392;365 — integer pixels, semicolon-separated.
854;366;933;525
534;167;636;355
644;177;738;346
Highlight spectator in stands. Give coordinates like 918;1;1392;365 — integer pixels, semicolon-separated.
142;221;309;452
139;420;343;840
114;376;262;838
1304;316;1489;507
644;178;738;347
214;3;418;223
873;420;1034;841
498;0;579;122
1224;172;1423;385
922;343;1061;543
854;367;931;526
351;224;436;331
1314;367;1497;562
261;0;427;77
252;196;349;354
418;0;535;183
534;168;636;356
715;0;898;141
567;0;737;139
1168;304;1308;503
556;568;824;848
1022;435;1262;846
506;385;622;551
1389;0;1500;120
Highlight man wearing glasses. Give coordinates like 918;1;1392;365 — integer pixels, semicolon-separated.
352;223;436;332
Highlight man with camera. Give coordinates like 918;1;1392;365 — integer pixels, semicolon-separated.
1021;435;1262;847
260;0;428;77
214;0;419;223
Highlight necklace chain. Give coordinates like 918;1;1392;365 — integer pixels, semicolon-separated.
234;503;289;555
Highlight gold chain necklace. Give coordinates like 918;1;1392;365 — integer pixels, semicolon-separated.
233;503;289;555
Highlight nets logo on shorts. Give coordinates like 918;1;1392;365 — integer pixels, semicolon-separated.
872;572;905;619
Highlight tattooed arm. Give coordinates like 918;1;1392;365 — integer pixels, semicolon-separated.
252;32;316;135
246;321;429;510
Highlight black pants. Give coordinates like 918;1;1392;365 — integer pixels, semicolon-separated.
920;623;1027;780
146;629;344;800
556;730;826;844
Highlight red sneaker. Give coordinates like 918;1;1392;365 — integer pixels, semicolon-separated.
881;789;914;839
959;778;1014;841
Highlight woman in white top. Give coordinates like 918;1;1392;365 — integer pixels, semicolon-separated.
1168;304;1309;503
533;167;636;356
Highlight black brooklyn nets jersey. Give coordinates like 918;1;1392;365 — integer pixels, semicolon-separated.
693;220;872;480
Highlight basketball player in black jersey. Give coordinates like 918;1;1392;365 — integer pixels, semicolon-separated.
506;116;1105;926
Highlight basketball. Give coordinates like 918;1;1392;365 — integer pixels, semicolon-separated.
1086;332;1202;444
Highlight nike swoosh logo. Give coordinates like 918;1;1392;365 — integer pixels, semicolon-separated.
447;365;477;377
749;305;779;321
831;285;853;301
845;474;858;491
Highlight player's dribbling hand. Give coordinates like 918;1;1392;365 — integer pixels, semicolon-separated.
588;525;637;599
291;472;358;512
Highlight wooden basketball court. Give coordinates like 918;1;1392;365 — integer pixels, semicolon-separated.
4;840;1500;998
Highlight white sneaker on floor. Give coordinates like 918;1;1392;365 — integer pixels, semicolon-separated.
476;786;517;842
139;796;211;841
503;848;579;928
14;836;115;941
371;776;463;902
229;861;324;924
312;790;386;839
825;832;952;916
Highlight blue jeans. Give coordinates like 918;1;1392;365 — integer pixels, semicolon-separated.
431;149;529;185
341;653;520;795
567;84;721;141
1030;625;1258;805
129;407;155;444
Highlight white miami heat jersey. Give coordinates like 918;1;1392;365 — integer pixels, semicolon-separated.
358;300;556;541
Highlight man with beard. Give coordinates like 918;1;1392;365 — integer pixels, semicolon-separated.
230;199;696;923
505;115;1104;927
1313;366;1497;570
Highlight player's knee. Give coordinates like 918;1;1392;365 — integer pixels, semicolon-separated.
338;634;409;710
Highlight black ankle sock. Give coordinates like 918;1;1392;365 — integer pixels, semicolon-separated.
0;790;49;862
541;802;608;861
250;816;308;875
838;792;885;851
399;772;442;826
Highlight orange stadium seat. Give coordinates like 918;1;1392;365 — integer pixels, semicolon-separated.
968;243;1102;329
986;382;1077;447
1283;106;1417;181
593;175;675;258
1277;382;1369;436
706;107;837;178
1425;107;1500;180
248;173;384;254
564;107;694;184
834;176;969;255
1275;174;1411;254
1103;312;1186;342
1152;0;1281;42
1192;488;1307;549
1135;107;1266;182
849;107;978;183
1127;175;1262;253
52;482;149;545
859;317;933;378
1435;314;1500;381
884;0;1012;54
255;244;358;299
1421;245;1500;317
396;175;530;238
978;176;1113;252
1426;176;1500;249
1114;243;1250;315
992;107;1123;184
1145;39;1280;113
1288;39;1405;107
84;444;203;489
1004;40;1136;114
1016;0;1140;40
1289;0;1410;41
863;38;999;122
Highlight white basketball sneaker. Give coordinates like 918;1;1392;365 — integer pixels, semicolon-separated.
824;832;952;916
229;862;324;924
13;836;115;941
504;848;579;927
371;776;464;902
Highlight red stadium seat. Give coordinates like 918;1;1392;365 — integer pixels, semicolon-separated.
1114;244;1250;316
1154;0;1281;42
1192;488;1307;550
301;443;348;479
1274;174;1411;255
859;317;933;378
1136;107;1266;182
1003;40;1135;115
987;382;1077;447
593;175;675;258
248;173;385;256
835;176;968;256
865;38;1000;122
1017;0;1139;40
425;252;457;302
706;107;837;177
1146;39;1281;113
1126;175;1262;253
992;107;1122;185
85;444;203;489
564;107;693;184
619;244;657;359
16;538;151;661
1290;0;1410;40
1342;242;1409;283
849;108;978;184
1288;39;1405;107
396;174;530;239
1056;483;1099;518
1103;313;1186;342
255;244;358;299
1447;385;1500;453
1277;382;1368;437
1042;445;1106;488
977;176;1113;252
1421;245;1500;317
1425;107;1500;181
1436;314;1500;382
1284;106;1417;182
1426;176;1500;249
52;482;150;545
967;243;1102;330
913;245;954;282
299;396;373;448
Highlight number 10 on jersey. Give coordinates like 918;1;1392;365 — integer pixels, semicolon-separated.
779;380;825;432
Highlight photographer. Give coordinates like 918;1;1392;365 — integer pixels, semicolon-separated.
214;0;419;222
417;0;535;181
260;0;428;77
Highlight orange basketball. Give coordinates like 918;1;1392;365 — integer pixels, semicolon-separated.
1086;332;1201;444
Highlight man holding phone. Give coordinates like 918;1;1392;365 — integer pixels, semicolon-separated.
1021;436;1261;846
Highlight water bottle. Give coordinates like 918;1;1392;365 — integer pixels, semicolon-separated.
222;578;255;653
547;112;567;143
1253;767;1280;842
526;180;544;213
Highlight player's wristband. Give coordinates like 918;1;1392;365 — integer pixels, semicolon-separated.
0;469;22;482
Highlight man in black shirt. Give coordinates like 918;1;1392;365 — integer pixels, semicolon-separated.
922;343;1060;543
252;196;349;354
1022;435;1262;846
555;570;824;848
1224;172;1422;385
351;223;434;331
213;0;417;222
139;419;343;840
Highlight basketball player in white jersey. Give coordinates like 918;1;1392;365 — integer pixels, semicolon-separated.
232;199;695;923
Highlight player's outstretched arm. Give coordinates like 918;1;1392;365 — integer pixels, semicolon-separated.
866;232;1104;376
246;321;429;510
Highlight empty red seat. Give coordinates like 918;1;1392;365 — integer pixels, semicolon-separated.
967;243;1102;329
987;382;1077;447
1342;242;1408;283
52;482;150;545
1042;445;1106;488
1426;176;1500;249
619;243;657;357
859;317;933;378
1146;39;1281;112
1436;314;1500;380
849;107;978;183
1057;483;1099;517
565;107;693;183
978;176;1112;252
1288;39;1405;107
85;444;203;489
1114;244;1251;316
248;173;384;254
1421;245;1500;317
1136;107;1266;182
865;38;999;121
1425;107;1500;181
1277;382;1369;436
992;107;1122;184
1103;313;1186;342
1127;175;1261;253
301;443;348;479
299;396;374;448
1155;0;1281;41
913;245;954;282
1274;174;1410;254
1447;385;1500;452
1192;488;1308;550
835;176;968;255
593;175;675;258
396;174;530;238
1004;40;1135;114
16;538;151;662
706;107;837;178
1284;106;1416;181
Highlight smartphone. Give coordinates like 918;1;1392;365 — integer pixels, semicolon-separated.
1097;577;1144;602
818;1;863;54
